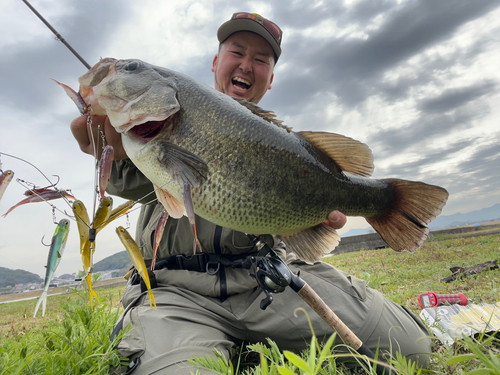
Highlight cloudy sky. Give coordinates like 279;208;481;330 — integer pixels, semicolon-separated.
1;0;499;278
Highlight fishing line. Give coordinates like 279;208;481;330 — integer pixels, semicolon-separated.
0;152;60;189
20;0;91;69
20;0;174;282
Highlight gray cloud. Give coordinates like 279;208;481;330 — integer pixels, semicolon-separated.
368;104;492;155
2;0;500;274
0;0;129;112
418;81;498;114
373;139;477;177
271;0;500;111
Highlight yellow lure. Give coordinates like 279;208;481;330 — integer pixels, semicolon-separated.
116;226;156;310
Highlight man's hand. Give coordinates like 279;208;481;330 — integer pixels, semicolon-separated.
325;211;347;230
70;115;128;160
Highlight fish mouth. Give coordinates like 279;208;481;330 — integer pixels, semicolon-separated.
127;114;174;142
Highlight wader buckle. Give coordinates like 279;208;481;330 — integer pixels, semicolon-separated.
206;261;221;275
174;253;208;272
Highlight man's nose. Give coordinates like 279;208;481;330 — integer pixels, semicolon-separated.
238;56;253;73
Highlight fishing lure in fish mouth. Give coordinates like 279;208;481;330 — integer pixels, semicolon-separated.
116;226;157;310
34;218;70;317
51;78;89;115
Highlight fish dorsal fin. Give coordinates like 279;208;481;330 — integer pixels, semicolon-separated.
232;97;293;133
297;131;374;177
154;185;186;219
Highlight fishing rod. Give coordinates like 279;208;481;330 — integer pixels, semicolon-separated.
247;235;394;375
21;0;91;69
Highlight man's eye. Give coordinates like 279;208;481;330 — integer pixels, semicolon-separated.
231;51;242;56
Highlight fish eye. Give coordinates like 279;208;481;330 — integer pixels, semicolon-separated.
126;61;139;71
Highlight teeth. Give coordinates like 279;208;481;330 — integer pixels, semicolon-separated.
233;77;251;86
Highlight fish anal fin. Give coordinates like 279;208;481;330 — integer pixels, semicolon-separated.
298;131;374;177
366;179;449;252
154;184;186;219
279;224;340;264
156;140;208;188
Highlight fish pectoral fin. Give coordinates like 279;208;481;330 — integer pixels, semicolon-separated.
297;131;374;177
278;224;340;264
156;140;209;188
366;179;449;252
154;185;186;219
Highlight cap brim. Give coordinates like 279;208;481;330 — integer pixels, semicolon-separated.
217;18;281;61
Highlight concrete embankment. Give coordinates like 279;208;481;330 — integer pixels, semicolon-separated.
333;222;500;255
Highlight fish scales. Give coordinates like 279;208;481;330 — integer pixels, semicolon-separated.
78;58;449;262
153;78;391;233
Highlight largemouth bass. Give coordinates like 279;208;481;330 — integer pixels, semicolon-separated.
78;58;449;263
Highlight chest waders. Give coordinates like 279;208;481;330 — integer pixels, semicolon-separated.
116;234;394;375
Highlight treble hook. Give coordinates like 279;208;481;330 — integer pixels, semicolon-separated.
40;235;51;247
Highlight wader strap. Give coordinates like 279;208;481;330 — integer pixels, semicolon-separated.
213;225;228;301
144;252;252;273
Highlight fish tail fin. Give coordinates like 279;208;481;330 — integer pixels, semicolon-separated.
280;224;340;264
33;290;47;318
366;179;449;252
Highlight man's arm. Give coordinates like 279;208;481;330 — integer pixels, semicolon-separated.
70;115;127;160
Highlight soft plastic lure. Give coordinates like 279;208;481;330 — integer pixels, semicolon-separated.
116;226;156;310
0;170;14;202
34;218;70;317
98;145;114;200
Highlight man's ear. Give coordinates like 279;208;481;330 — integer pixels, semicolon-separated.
212;55;218;73
268;74;274;90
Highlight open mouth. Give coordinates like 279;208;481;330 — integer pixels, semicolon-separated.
232;77;251;92
128;115;173;141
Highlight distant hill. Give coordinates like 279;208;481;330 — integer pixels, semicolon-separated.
341;203;500;237
93;251;132;272
428;203;500;230
0;267;42;288
59;273;76;280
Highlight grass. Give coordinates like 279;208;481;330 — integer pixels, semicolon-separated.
0;234;499;374
0;288;128;374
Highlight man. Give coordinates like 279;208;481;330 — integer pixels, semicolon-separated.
71;13;431;375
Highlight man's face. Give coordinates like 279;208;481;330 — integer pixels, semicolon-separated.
212;31;275;104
